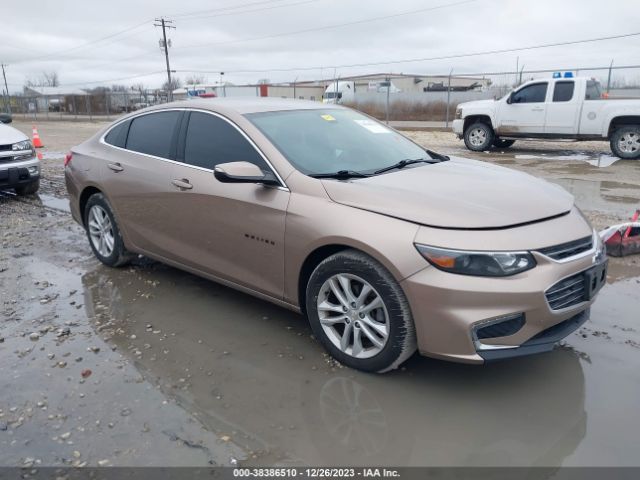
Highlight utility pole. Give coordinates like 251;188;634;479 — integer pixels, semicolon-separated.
154;18;175;102
1;63;11;114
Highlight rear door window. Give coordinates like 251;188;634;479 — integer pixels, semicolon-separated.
104;120;130;148
552;81;575;102
585;80;602;100
183;112;269;171
511;83;548;103
125;111;181;159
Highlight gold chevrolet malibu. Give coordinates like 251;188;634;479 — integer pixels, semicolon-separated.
65;99;607;372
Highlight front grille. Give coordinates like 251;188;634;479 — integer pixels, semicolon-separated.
537;236;593;260
545;272;586;310
0;144;12;152
476;315;525;339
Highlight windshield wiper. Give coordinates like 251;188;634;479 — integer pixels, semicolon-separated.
309;170;370;179
373;150;449;175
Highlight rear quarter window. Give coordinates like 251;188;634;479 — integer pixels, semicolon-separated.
125;111;181;159
104;120;130;148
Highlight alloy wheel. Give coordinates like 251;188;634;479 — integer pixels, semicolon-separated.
469;127;487;147
88;205;115;258
618;132;640;153
317;274;389;359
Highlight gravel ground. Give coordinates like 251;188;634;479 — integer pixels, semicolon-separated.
0;120;639;468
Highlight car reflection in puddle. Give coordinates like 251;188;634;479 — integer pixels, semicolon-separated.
80;260;587;467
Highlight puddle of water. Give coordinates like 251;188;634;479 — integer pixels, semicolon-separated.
550;178;640;217
76;260;640;467
515;153;620;168
37;193;71;212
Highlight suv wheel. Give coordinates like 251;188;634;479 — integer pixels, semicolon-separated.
84;193;131;267
15;179;40;196
464;122;495;151
306;250;416;373
610;126;640;159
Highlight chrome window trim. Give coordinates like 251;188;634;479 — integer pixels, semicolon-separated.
98;107;289;191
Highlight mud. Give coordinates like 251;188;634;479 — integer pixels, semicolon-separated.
1;121;639;467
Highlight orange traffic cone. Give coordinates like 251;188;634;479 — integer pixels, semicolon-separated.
32;125;44;148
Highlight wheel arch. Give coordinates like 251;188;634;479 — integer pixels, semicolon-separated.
79;185;103;227
463;114;494;132
607;115;640;137
297;241;408;317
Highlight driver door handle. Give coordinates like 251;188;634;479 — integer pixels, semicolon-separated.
171;178;193;190
107;162;124;172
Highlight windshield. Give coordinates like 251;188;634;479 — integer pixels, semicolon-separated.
246;109;429;176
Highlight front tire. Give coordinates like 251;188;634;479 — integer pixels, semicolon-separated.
15;179;40;196
610;126;640;159
305;250;416;373
84;193;131;267
463;122;495;151
493;138;515;149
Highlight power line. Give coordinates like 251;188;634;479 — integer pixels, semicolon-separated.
175;30;640;74
176;0;324;22
172;0;479;50
169;0;314;19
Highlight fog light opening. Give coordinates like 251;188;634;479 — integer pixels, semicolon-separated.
472;313;525;351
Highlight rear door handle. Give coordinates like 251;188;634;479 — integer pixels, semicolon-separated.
532;107;544;112
107;162;124;172
171;178;193;190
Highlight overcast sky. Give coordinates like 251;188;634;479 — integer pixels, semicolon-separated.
2;0;639;91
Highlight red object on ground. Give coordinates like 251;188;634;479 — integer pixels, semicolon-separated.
81;369;92;378
31;125;44;148
624;210;639;238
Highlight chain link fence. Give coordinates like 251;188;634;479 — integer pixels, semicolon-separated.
1;64;639;124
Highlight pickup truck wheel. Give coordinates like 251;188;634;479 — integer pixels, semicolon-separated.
493;138;515;148
610;126;640;159
15;179;40;196
464;122;494;151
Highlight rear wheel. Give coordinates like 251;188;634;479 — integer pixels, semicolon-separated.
84;193;131;267
305;250;416;373
15;179;40;196
493;138;515;149
610;126;640;159
463;122;494;151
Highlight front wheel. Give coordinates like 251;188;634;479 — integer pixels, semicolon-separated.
610;126;640;159
463;122;495;151
305;250;416;373
84;193;132;267
493;138;515;149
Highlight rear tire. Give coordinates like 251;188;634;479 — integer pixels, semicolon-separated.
463;122;495;151
84;193;131;267
15;179;40;196
610;126;640;159
493;138;515;149
305;249;416;373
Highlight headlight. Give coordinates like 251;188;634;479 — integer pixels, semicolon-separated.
12;140;33;151
455;108;462;119
415;244;536;277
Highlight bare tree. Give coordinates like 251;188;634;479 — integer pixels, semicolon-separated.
25;71;61;88
185;75;206;85
162;77;182;92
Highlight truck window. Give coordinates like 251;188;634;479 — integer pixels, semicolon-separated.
511;83;548;103
585;80;602;100
553;81;574;102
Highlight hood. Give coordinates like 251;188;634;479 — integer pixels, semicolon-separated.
321;157;574;229
459;99;497;110
0;123;29;145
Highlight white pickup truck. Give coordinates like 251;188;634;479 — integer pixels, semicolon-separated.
452;76;640;159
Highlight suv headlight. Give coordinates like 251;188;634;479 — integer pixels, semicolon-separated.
12;140;33;151
415;244;536;277
455;108;462;119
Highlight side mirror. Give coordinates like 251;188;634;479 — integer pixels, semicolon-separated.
214;161;280;186
506;93;514;104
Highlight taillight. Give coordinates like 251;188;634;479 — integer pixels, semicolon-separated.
64;152;73;167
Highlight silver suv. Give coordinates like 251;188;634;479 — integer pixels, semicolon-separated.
0;117;40;195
